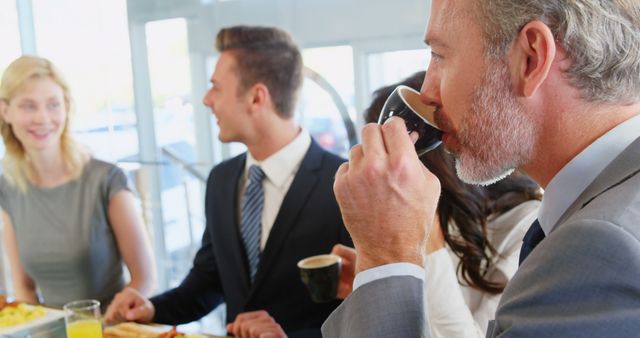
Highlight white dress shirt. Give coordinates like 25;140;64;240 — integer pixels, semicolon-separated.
354;114;640;291
239;129;311;250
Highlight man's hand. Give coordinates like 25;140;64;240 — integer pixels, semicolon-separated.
331;244;356;299
333;118;441;273
104;287;155;325
227;310;287;338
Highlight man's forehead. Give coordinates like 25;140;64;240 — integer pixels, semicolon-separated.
425;0;476;45
212;53;235;76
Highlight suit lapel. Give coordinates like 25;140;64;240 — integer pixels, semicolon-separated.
247;141;324;298
219;155;253;291
554;136;640;229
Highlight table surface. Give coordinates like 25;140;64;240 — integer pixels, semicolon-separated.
3;316;230;338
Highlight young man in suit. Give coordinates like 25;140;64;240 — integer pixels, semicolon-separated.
323;0;640;337
105;25;351;338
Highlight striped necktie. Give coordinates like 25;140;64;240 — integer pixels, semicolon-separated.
518;219;545;265
241;165;266;282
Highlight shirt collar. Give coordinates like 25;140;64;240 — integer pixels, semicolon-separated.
539;114;640;235
245;129;311;188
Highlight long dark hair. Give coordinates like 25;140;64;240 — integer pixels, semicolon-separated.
365;71;541;294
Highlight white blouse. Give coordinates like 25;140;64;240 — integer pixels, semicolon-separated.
425;200;540;338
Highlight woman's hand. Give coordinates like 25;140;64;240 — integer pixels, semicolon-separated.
330;244;357;299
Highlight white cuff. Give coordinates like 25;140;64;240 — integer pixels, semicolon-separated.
353;263;425;291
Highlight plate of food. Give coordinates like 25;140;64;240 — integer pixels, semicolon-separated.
104;322;229;338
0;295;65;335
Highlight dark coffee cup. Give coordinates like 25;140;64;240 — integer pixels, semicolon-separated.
297;254;342;303
378;85;442;156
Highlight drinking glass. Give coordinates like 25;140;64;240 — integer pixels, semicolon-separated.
63;299;103;338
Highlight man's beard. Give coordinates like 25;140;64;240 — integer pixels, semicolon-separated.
453;59;536;185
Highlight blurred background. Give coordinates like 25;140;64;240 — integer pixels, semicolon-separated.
0;0;431;333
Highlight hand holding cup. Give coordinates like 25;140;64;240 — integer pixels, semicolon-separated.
298;254;342;303
378;85;442;155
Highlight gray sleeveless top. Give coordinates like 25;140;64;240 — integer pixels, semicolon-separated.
0;158;129;308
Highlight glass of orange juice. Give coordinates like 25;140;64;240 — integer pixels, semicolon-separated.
63;299;103;338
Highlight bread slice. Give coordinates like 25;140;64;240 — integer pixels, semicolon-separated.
104;322;167;338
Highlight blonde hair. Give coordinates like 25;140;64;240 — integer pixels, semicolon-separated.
0;55;89;192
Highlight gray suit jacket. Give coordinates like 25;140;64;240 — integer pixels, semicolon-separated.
322;136;640;338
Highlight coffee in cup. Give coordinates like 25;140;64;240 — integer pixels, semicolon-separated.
297;254;342;303
378;85;442;156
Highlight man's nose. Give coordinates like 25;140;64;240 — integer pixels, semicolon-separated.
420;70;441;107
203;90;213;108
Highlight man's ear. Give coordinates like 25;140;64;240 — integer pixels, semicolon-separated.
510;20;556;97
248;83;271;113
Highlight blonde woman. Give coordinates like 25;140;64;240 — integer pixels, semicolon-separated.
0;55;155;309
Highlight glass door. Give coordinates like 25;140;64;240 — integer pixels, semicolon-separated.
143;17;205;289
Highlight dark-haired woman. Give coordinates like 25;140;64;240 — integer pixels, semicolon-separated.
421;155;539;337
332;71;541;337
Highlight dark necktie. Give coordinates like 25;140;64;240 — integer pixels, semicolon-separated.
241;165;266;282
519;219;545;265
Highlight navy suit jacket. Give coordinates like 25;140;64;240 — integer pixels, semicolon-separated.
151;140;351;337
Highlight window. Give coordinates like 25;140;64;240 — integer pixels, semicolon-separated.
0;0;22;158
145;18;196;156
32;0;137;162
366;49;431;98
144;18;206;289
0;1;21;79
301;46;356;157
